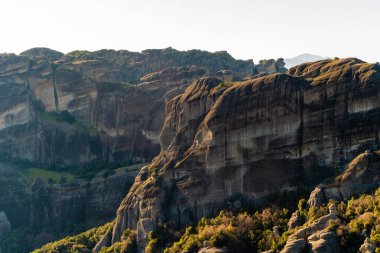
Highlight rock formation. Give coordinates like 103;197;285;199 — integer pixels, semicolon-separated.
308;150;380;207
96;58;380;251
281;204;341;253
280;147;380;253
256;58;287;74
288;210;302;230
0;47;286;251
0;47;262;166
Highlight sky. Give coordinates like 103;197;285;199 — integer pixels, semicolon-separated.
0;0;379;62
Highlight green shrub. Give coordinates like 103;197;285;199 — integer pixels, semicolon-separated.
298;199;307;212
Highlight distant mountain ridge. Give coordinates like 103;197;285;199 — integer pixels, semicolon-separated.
284;53;328;68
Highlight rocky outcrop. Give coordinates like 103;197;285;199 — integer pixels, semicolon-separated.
288;211;302;230
308;150;380;207
103;58;380;251
283;148;380;253
256;58;287;74
198;247;228;253
281;204;341;253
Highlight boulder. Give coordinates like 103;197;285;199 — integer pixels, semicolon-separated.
281;239;306;253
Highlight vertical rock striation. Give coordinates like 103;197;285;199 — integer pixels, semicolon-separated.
0;48;269;166
106;58;380;250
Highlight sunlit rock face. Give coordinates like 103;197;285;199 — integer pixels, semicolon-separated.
0;48;259;166
108;58;380;250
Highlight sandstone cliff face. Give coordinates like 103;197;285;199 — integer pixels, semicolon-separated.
0;48;262;166
106;58;380;250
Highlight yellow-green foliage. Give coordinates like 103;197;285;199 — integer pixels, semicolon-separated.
215;81;235;90
145;231;159;253
36;188;380;253
23;167;75;184
163;188;380;253
33;223;112;253
99;229;137;253
305;189;380;252
164;208;289;253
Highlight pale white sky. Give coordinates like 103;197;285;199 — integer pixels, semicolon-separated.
0;0;379;62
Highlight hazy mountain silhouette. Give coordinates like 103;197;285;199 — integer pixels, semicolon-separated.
284;53;328;68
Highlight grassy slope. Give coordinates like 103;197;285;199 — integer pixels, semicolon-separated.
22;167;76;184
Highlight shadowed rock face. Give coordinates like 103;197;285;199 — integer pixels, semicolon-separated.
0;48;261;166
308;150;380;207
282;149;380;253
0;163;138;230
106;58;380;250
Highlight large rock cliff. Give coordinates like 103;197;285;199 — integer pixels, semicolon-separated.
104;58;380;250
0;48;287;251
0;47;263;166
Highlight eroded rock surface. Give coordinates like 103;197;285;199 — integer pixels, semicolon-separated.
308;150;380;207
0;48;263;166
281;204;341;253
104;58;380;250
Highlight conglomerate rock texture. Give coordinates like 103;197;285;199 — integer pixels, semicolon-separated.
104;58;380;250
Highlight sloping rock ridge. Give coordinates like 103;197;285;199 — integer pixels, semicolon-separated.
103;58;380;250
